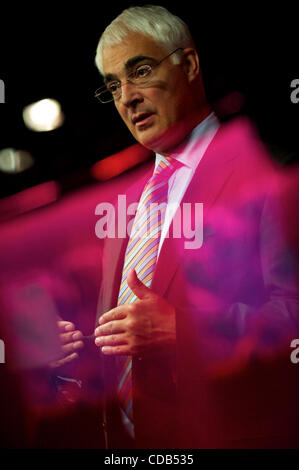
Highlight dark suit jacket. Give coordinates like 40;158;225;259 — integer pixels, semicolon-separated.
97;116;299;448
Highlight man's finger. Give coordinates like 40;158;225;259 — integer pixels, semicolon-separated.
49;352;79;369
57;320;75;332
61;340;84;355
60;330;83;344
126;269;153;300
98;307;127;325
95;320;125;337
95;333;127;347
100;345;131;356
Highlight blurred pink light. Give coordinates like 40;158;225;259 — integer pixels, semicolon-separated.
0;181;60;222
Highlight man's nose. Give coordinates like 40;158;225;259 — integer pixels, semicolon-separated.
119;81;143;107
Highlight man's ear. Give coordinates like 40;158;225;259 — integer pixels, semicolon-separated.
181;48;200;83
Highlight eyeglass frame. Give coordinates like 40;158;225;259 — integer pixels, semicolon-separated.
95;47;184;104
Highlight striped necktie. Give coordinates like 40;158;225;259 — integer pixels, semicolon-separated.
116;156;179;432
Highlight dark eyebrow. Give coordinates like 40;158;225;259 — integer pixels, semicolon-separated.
125;55;155;70
103;55;155;84
103;73;117;84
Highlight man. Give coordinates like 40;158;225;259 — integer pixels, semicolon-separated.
58;5;299;448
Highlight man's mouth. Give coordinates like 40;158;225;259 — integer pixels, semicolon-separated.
132;112;154;127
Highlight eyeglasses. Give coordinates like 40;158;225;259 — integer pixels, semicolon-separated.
95;47;184;104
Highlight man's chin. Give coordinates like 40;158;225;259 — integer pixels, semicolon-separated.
138;112;206;154
135;126;172;154
137;125;182;154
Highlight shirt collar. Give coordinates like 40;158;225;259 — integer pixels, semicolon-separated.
155;112;219;170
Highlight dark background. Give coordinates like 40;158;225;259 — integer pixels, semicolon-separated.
0;1;298;200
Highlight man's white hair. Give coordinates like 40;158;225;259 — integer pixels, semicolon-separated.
95;5;194;75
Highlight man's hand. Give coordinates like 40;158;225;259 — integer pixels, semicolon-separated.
49;320;84;368
94;269;176;356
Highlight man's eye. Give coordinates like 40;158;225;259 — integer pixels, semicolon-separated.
134;65;152;79
108;82;120;94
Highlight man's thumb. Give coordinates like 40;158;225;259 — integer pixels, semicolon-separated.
127;269;152;300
